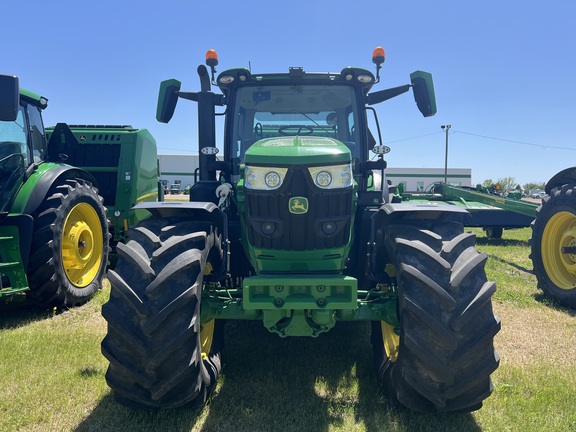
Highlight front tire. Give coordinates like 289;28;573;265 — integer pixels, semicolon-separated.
27;179;109;308
372;221;501;412
101;217;223;409
530;184;576;307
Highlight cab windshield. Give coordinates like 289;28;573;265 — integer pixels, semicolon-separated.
229;84;361;162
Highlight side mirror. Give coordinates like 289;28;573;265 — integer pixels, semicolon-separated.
0;75;19;121
156;79;182;123
410;71;437;117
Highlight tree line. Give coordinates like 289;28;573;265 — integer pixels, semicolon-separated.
481;177;545;195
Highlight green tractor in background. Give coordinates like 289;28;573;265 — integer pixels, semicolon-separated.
102;48;500;412
530;167;576;308
0;76;160;308
0;75;108;307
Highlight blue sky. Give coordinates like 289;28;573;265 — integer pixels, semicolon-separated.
4;1;575;187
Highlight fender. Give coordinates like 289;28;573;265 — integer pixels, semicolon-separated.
133;201;225;228
370;202;469;246
133;201;228;278
375;202;469;222
545;167;576;194
12;164;99;215
367;202;469;281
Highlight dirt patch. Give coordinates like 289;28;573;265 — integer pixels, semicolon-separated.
493;302;576;367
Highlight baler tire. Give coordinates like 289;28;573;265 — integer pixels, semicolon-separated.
530;183;576;308
372;221;501;412
27;179;108;308
485;227;503;239
101;217;223;409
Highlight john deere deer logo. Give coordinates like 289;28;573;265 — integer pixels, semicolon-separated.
289;197;308;214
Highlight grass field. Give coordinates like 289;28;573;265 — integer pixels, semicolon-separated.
1;227;575;431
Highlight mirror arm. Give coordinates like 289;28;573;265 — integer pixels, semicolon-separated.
367;84;411;105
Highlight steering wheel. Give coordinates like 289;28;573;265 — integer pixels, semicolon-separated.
254;122;263;137
278;125;314;136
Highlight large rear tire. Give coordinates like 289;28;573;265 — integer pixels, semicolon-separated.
27;179;108;308
530;183;576;308
101;217;223;409
372;221;500;412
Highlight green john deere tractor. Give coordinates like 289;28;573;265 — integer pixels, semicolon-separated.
102;48;500;412
0;75;109;307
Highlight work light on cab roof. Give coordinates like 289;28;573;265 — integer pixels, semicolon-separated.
205;49;219;68
206;49;219;83
372;46;385;83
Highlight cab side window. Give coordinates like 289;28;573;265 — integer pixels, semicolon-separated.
27;105;45;163
0;106;28;165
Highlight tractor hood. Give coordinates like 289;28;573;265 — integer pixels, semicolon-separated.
244;136;351;166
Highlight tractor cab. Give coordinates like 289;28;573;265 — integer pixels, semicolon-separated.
158;49;435;195
221;70;366;165
0;76;48;215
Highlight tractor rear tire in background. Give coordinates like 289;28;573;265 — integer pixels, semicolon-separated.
530;183;576;308
485;226;503;239
101;217;223;409
27;179;108;308
372;221;501;412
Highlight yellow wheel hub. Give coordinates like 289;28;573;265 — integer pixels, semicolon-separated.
200;320;215;361
542;211;576;290
61;203;103;288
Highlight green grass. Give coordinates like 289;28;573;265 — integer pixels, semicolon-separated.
471;228;543;307
1;227;575;431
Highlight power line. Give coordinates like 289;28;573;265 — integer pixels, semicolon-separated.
386;131;442;144
453;130;576;151
386;129;576;152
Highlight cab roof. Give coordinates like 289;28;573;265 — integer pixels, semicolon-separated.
20;88;48;110
216;67;377;94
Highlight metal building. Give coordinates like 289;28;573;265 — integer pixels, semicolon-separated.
158;154;471;194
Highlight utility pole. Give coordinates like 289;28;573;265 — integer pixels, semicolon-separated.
441;124;451;184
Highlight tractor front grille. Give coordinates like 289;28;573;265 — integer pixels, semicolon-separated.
245;166;353;251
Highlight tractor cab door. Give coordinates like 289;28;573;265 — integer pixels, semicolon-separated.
0;106;28;213
0;103;44;214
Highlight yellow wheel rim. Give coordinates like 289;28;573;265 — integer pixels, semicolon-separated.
200;320;215;361
380;321;399;362
542;211;576;290
61;203;103;288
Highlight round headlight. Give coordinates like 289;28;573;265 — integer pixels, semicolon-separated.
265;171;281;188
340;169;352;186
261;222;276;235
246;172;257;187
321;221;337;235
218;75;235;85
357;74;374;84
316;171;332;187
